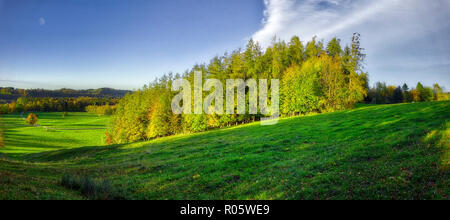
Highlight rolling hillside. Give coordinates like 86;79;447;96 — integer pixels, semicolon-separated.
0;101;448;200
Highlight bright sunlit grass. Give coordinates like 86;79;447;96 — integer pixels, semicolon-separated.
0;112;109;155
0;101;448;200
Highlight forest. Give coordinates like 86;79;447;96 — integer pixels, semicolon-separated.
107;33;448;144
107;34;363;143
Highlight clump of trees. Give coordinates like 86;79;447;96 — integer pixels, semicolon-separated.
86;105;117;116
368;82;448;104
26;113;38;126
108;34;369;144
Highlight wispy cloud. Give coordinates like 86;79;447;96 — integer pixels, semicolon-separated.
252;0;450;88
252;0;449;45
39;17;45;25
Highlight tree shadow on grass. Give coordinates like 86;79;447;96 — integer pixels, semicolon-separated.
1;101;448;200
1;129;87;155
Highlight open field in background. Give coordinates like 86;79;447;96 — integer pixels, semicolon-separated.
0;101;448;200
0;112;109;156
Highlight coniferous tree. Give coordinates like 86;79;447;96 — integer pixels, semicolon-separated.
326;38;342;58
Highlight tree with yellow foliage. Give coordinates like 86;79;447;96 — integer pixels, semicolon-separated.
26;113;38;126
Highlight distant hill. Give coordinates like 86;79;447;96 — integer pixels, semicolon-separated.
0;87;132;102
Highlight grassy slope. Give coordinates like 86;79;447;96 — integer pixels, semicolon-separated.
0;101;449;200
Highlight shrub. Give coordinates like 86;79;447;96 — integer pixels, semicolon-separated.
0;130;4;148
61;173;78;189
25;113;38;126
61;174;124;200
0;119;4;147
104;132;113;145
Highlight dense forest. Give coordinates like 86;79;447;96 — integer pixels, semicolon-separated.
108;34;370;144
0;87;131;103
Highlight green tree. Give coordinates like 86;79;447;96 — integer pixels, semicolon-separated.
305;37;323;58
433;83;445;101
326;38;342;58
415;82;426;102
147;97;171;138
402;83;409;92
288;36;305;66
393;86;404;103
281;59;323;115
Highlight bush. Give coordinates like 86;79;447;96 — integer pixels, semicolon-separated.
0;130;4;148
61;173;78;189
25;113;38;126
104;132;113;145
61;174;124;200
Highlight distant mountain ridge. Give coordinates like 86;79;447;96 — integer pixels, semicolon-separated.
0;87;132;102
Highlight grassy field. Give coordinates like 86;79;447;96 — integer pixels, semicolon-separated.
0;101;448;200
0;112;109;156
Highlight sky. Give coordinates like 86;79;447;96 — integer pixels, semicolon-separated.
0;0;449;90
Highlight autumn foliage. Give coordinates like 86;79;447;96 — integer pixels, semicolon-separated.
26;113;38;126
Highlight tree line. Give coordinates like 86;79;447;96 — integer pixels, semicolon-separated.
0;97;119;114
108;34;369;144
367;82;448;104
0;87;131;103
85;104;117;116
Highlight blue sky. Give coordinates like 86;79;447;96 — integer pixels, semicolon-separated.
0;0;449;90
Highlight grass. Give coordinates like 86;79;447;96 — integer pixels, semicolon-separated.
0;112;109;156
0;101;449;200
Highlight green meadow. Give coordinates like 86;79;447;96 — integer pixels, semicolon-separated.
0;101;448;200
0;112;109;155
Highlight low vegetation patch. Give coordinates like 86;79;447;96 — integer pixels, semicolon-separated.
61;174;124;200
0;128;4;148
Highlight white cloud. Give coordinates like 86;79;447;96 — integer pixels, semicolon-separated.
39;17;45;25
252;0;450;88
252;0;440;45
